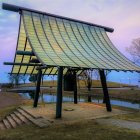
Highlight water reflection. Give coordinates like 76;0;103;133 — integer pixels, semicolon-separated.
19;93;140;110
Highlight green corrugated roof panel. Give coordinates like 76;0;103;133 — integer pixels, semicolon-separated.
11;10;140;75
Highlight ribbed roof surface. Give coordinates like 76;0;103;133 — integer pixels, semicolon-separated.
11;10;140;75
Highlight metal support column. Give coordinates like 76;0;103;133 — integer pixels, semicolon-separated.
88;94;92;102
33;69;42;108
103;96;106;103
99;70;112;112
73;71;77;104
56;66;63;118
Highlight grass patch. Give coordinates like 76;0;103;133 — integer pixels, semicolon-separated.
0;105;19;121
0;119;140;140
113;112;140;123
19;80;130;88
109;105;140;123
78;89;140;103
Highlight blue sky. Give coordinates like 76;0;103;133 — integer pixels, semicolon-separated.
0;0;140;85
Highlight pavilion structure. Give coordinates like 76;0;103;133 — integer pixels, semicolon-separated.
2;3;140;118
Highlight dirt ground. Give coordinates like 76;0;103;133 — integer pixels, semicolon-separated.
0;92;23;108
21;102;129;125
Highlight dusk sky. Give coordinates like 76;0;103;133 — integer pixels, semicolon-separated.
0;0;140;85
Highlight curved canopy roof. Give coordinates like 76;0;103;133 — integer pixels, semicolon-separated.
3;3;140;75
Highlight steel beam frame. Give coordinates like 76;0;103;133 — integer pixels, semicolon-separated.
99;69;112;112
4;62;42;66
56;66;63;118
33;69;42;107
2;3;114;33
73;71;78;104
16;50;34;56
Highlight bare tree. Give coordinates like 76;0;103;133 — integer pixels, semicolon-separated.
104;70;111;81
8;74;22;87
86;70;93;91
79;70;93;91
79;70;93;102
93;70;100;80
79;69;111;102
126;38;140;65
77;76;81;89
20;75;28;84
8;75;14;86
93;70;111;81
80;69;111;90
127;38;140;84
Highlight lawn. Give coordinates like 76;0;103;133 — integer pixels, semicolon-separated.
0;114;140;140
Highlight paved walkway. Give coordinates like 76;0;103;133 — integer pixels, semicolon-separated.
96;118;140;131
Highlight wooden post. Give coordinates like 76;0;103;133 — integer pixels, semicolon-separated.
99;70;112;112
73;71;77;104
56;66;63;118
33;69;42;108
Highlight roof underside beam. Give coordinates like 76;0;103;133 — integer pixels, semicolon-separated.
4;62;43;66
8;73;56;75
16;50;35;56
2;3;114;33
36;65;90;71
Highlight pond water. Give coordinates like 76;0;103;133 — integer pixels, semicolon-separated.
19;93;140;110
